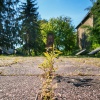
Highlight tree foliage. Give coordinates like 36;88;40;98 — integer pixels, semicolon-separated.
83;0;100;49
0;0;4;47
0;0;19;49
0;0;77;56
88;0;100;49
40;16;76;55
19;0;41;55
91;0;100;43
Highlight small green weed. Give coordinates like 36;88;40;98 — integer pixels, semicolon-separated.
39;46;61;100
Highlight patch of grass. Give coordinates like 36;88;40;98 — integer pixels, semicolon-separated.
77;72;93;76
0;71;2;75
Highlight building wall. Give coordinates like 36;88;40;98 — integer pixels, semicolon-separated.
77;15;93;49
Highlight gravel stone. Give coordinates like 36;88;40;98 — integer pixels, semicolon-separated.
0;57;100;100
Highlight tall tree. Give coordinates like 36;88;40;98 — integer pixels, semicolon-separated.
19;0;39;55
0;0;4;47
0;0;19;49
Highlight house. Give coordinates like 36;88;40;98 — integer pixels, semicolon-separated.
76;12;93;49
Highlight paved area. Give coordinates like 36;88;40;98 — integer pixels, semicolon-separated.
0;76;100;100
0;57;100;100
0;57;100;76
0;76;41;100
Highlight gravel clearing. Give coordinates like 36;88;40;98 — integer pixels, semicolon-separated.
0;76;41;100
0;57;100;100
0;76;100;100
54;75;100;100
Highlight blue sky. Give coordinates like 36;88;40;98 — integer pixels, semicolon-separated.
37;0;93;27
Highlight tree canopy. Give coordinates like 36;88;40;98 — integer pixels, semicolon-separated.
19;0;41;55
0;0;19;49
83;0;100;49
40;16;76;55
89;0;100;49
0;0;78;56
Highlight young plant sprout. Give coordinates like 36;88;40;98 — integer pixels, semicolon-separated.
39;45;62;100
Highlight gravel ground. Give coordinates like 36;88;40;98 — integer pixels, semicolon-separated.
0;76;41;100
0;75;100;100
0;57;100;100
54;75;100;100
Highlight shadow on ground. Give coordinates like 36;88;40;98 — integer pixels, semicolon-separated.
54;75;100;87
